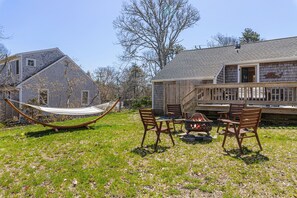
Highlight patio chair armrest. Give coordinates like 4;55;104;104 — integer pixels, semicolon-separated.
219;119;239;125
218;118;232;123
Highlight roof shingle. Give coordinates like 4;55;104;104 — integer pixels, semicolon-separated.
153;36;297;81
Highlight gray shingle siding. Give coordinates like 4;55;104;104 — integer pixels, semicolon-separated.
153;82;164;112
225;65;238;83
21;57;100;107
0;59;21;85
21;48;64;82
260;61;297;82
0;48;100;122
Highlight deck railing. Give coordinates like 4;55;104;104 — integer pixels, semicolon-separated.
193;82;297;106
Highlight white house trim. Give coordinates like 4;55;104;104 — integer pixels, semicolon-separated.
226;56;297;66
26;58;36;67
256;63;260;82
20;55;23;83
237;63;260;83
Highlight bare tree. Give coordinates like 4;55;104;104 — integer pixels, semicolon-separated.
0;26;9;83
114;0;200;73
93;66;120;102
0;26;8;60
120;64;150;100
207;33;238;47
0;44;8;60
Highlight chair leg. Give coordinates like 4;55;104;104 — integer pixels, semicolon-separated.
141;130;147;147
255;133;263;151
217;122;221;134
155;132;161;142
222;133;227;148
240;138;243;144
235;135;243;154
168;131;175;146
155;131;161;151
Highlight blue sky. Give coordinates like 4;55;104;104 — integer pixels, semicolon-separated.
1;0;297;72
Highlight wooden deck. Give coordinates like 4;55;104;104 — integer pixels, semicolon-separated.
196;104;297;115
182;82;297;116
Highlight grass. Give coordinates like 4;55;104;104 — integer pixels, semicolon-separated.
0;110;296;197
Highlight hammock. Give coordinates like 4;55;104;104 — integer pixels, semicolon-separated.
4;98;121;131
8;99;110;115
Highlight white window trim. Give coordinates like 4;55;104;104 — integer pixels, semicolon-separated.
7;63;12;75
26;58;36;67
237;63;259;83
81;90;89;105
38;89;49;106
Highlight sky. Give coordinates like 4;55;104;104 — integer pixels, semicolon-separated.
0;0;297;73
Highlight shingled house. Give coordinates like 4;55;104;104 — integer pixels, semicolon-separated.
0;48;100;121
152;36;297;116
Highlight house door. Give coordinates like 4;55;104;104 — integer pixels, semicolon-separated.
241;67;256;83
165;82;176;105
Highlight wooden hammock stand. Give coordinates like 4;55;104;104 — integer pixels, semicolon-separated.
4;98;121;131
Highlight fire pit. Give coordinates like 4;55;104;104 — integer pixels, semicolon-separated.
185;113;213;136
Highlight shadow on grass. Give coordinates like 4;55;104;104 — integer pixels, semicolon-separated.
25;123;114;138
131;144;171;157
25;126;98;138
224;147;269;165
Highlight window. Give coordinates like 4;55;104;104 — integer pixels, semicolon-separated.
39;89;49;105
16;60;19;75
26;58;36;67
81;90;89;105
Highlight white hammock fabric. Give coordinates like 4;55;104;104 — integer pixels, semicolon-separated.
9;99;112;116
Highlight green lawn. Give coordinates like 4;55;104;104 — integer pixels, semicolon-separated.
0;110;296;197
